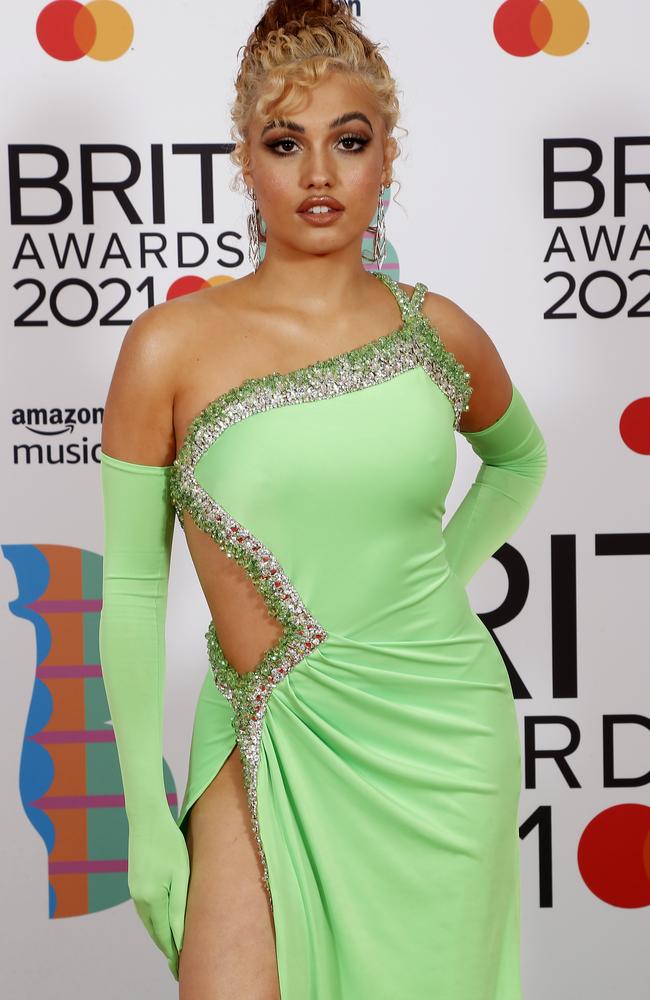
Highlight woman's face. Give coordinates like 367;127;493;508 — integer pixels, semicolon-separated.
241;71;396;262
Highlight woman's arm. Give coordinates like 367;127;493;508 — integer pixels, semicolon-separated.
422;293;548;586
99;306;187;979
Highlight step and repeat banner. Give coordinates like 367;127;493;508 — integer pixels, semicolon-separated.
1;2;648;997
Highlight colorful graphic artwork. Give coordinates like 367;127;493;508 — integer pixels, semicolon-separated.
3;543;178;918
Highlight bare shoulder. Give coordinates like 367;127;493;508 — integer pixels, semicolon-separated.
100;285;228;466
419;289;514;433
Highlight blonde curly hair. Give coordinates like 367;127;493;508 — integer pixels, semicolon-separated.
229;0;404;194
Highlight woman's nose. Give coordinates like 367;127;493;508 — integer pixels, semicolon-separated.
300;147;336;189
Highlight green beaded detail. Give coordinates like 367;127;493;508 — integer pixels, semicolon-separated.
172;271;472;490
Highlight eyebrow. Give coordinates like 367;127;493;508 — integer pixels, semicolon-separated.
261;111;374;137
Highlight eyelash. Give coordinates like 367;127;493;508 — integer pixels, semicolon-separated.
265;132;370;156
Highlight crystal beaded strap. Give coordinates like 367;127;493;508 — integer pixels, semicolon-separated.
372;271;428;323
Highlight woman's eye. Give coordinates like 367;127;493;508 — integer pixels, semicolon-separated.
267;133;369;155
338;133;369;152
270;138;300;154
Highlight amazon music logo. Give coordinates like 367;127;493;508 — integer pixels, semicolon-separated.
494;0;590;57
36;1;133;62
12;405;104;466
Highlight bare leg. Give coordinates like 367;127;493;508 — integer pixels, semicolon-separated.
178;746;281;999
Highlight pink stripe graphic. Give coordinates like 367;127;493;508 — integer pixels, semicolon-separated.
49;859;128;874
30;599;103;613
37;664;103;678
31;729;116;744
33;792;178;809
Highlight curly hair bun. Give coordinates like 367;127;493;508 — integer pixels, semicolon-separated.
253;1;355;41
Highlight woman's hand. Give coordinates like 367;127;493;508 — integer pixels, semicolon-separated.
127;811;190;980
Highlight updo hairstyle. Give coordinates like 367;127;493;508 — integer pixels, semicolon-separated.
229;0;404;194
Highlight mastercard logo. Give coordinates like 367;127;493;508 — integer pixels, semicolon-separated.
166;275;234;300
36;1;133;62
494;0;589;57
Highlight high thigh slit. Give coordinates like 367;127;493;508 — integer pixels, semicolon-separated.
179;744;280;998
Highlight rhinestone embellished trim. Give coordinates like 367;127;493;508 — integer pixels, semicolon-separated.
169;272;472;901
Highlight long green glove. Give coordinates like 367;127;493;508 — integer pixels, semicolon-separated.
98;449;188;981
443;383;548;586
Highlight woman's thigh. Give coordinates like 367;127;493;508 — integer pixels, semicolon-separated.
178;745;280;999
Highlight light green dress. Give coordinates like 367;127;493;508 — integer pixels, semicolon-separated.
169;273;524;999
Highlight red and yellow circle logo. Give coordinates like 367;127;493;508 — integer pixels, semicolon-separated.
619;398;650;456
494;0;590;57
166;275;234;301
36;1;133;61
579;805;650;908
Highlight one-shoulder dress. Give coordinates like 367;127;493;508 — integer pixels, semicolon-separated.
168;272;522;999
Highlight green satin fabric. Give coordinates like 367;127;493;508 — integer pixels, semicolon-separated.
176;368;544;998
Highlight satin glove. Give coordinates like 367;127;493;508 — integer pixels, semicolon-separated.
98;449;188;980
443;383;548;586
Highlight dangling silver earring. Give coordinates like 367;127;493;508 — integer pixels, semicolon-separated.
247;188;261;272
373;184;387;271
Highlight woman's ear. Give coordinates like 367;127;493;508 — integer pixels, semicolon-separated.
382;134;398;185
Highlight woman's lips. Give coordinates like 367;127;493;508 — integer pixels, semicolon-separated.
297;206;345;226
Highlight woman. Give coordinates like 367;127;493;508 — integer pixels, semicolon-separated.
99;1;547;997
